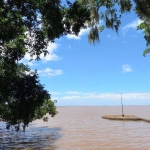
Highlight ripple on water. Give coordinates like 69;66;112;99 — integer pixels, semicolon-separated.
0;122;61;150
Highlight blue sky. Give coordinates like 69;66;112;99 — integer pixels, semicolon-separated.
23;7;150;106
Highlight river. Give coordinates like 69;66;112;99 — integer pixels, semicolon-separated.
1;106;150;150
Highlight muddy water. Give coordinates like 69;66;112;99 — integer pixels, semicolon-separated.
1;106;150;150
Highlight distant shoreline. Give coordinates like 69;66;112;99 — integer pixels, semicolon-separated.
57;105;150;107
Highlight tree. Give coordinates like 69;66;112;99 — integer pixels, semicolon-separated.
77;0;132;44
77;0;150;51
135;0;150;56
0;0;90;131
0;63;58;131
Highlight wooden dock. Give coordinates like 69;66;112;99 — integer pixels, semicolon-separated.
102;115;150;123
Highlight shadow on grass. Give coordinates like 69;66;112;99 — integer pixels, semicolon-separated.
0;122;62;150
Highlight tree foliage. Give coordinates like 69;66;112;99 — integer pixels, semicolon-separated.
135;0;150;56
77;0;132;44
0;63;58;131
77;0;150;53
0;0;90;131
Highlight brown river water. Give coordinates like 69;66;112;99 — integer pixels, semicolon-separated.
1;106;150;150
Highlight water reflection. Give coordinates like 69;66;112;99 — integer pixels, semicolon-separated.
0;122;61;150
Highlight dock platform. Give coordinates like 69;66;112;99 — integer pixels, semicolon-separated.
102;115;150;122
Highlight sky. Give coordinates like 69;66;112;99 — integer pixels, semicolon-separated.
23;5;150;106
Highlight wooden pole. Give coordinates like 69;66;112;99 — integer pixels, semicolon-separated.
121;93;124;117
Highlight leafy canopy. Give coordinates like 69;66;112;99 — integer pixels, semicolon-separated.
135;0;150;56
77;0;150;55
0;0;90;131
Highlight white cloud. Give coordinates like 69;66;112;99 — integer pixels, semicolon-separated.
122;64;132;73
123;18;143;30
25;70;34;75
24;53;31;61
62;95;81;99
40;43;60;62
122;19;143;37
18;59;36;66
60;92;150;100
66;91;82;95
66;28;90;40
23;42;60;64
37;67;63;77
66;34;80;40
